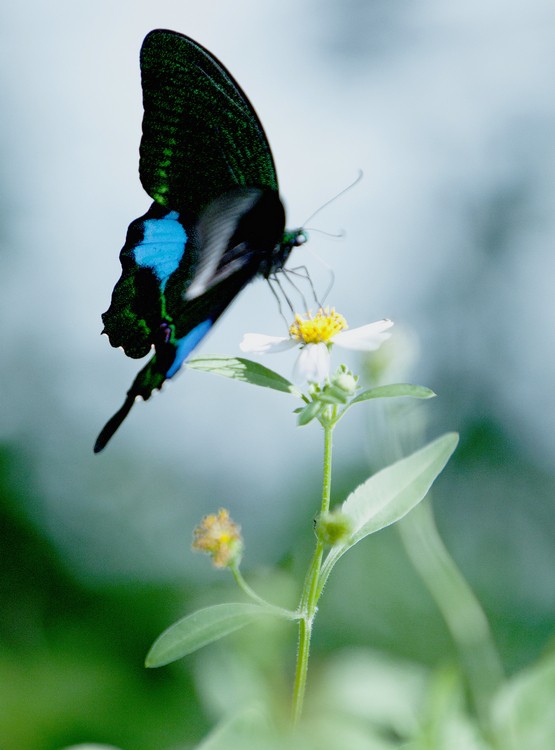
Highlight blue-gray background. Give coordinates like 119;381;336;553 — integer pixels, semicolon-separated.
1;1;554;748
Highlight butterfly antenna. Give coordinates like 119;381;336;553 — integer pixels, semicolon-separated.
304;227;346;239
296;172;360;304
301;170;364;227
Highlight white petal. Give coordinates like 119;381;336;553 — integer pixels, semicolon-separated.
333;319;394;351
239;333;296;354
293;343;331;383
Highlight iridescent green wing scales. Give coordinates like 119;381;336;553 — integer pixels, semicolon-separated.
139;30;278;215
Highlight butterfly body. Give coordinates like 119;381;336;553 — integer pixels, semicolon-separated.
95;30;305;452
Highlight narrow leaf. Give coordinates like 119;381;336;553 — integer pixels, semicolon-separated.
351;383;436;404
297;399;324;426
320;433;458;586
146;603;279;667
188;356;301;396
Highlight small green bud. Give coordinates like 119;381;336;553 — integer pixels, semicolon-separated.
315;509;353;546
331;365;358;395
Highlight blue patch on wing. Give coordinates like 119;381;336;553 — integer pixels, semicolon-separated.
133;210;187;291
166;319;213;378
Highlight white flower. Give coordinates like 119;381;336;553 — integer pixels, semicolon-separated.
240;308;393;383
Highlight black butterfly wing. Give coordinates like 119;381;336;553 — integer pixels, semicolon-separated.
101;203;189;359
139;29;279;215
102;31;284;360
95;31;288;452
94;188;286;453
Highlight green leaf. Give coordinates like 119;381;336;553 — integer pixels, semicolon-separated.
342;432;458;544
146;603;280;667
319;433;458;588
493;650;555;750
351;383;436;404
297;399;324;426
188;356;301;396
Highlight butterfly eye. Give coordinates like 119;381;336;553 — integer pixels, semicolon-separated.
294;230;308;247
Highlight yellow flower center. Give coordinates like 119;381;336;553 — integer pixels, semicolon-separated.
289;308;348;345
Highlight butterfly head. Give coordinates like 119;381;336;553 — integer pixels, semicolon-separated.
266;227;307;276
284;228;308;249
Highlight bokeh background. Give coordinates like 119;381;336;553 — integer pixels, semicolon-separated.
1;1;554;748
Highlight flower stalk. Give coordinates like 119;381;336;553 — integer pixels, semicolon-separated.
292;412;335;724
231;564;298;620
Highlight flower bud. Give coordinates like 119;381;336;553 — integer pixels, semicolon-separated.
331;365;358;395
192;509;243;568
315;509;353;546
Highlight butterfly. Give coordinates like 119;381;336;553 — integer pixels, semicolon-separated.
94;29;307;452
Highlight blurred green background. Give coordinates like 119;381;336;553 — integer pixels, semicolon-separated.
1;1;554;748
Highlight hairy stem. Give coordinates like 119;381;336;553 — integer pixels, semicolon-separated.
292;418;334;724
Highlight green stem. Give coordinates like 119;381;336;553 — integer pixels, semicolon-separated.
231;565;298;620
292;416;334;724
320;417;334;515
291;609;313;725
398;499;504;736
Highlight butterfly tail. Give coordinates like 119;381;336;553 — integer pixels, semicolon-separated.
94;394;136;453
94;353;170;453
94;319;215;452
